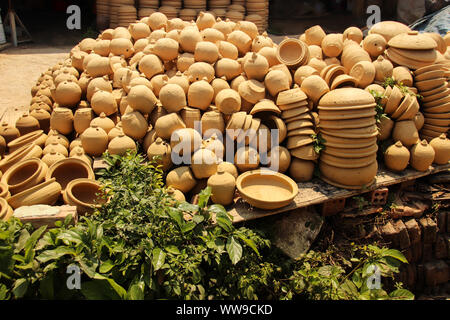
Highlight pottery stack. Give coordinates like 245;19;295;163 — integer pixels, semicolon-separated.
117;5;138;28
209;0;230;19
109;0;135;28
179;9;198;21
158;6;179;19
318;88;379;189
161;0;182;9
139;0;159;18
413;65;450;141
184;0;207;13
96;0;110;30
246;0;268;33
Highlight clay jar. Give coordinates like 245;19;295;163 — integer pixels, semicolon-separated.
305;25;326;46
343;26;363;43
301;75;330;105
289;158;315;182
235;146;260;173
377;116;394;141
384;141;410;172
188;79;214;111
147;138;172;171
1;158;48;195
429;134;450;165
63;178;106;215
373;56;393;83
30;108;51;133
121;111;148;140
81;125;109;156
129;22;150;40
393;67;413;87
50;107;74;135
227;30;252;56
159;83;187;113
155;113;186;140
53;80;82;107
0;123;20;144
363;34;387;58
153;38;180;61
43;142;68;157
127;85;158;114
252;32;274;52
148;12;168;31
216;40;238;60
321;33;344;58
201;110;225;138
215;89;241;115
108;133;137;156
392;120;419;148
15;113;40;136
294;66;319;86
86;56;113;77
166;166;197;193
91;90;118;116
46;158;95;191
74;108;94;135
90;113;115;134
203;134;225;159
110;38;134;59
410;140;436;172
268;146;292;173
265;70;290;97
215;58;242;80
194;41;219;64
191;146;218;179
207;168;236;206
243;53;269;81
177;53;195;72
179;26;202;53
349;61;376;89
170;128;202;156
138;54;164;79
187;62;215;83
167;187;185;203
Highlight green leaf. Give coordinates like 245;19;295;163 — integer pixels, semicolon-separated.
181;221;196;234
24;226;47;262
0;283;9;300
36;246;76;263
56;230;83;245
12;278;29;299
152;248;166;271
389;289;415;300
93;274;127;299
339;279;359;299
382;249;408;264
198;187;212;209
99;260;115;274
192;215;205;224
128;281;145;300
226;236;242;265
352;271;363;289
165;245;180;255
236;234;260;257
178;202;199;213
14;229;30;253
216;216;233;233
168;208;185;229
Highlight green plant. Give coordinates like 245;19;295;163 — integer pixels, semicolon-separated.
369;89;388;124
311;133;326;155
382;77;423;100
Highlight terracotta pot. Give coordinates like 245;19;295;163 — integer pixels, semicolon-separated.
384;85;404;115
0;182;9;199
74;108;94;135
15;113;40;136
330;74;357;90
388;31;437;50
305;25;326;46
127;85;158;114
368;21;411;42
0;143;43;173
1;158;48;195
110;38;134;59
215;89;241;115
321;33;344;58
373;56;393;83
258;46;281;67
168;72;190;95
343;26;363;43
265;70;290;97
86;76;112;102
81;125;108;156
0;198;13;221
377;116;394;141
308;45;323;60
0;123;20;144
187;62;215;83
410;140;436;172
50;107;74;135
45;157;94;192
159;83;187;113
108;133;137;156
349;61;376;88
171;128;202;157
167;187;185;203
234;146;259;173
46;131;69;148
217;161;238;179
227;30;252;56
294;66;319;86
90;112;115;134
341;44;371;73
266;146;291;173
43;142;68;157
213;18;233;37
252;32;274;52
129;22;150;40
121;111;148;140
194;41;219;64
414;112;425;131
392;120;420;148
152;37;180;61
276;38;309;69
191;146;219;179
429;134;450;165
200;27;225;43
86;56;113;77
236;170;298;210
91;90;118;116
147;12;168;31
237;79;265;105
384;141;410;172
216;40;238;60
41;151;66;167
363;34;386;58
139;54;164;79
149;74;169;97
320;160;378;189
179;26;202;53
243;53;269;81
166;166;197;193
30;108;51;133
210;77;230;101
214;58;242;80
203;134;225;159
63;178;106;215
188;79;214;111
206;168;236;206
201;110;225;138
8;178;62;209
177;53;195;73
301;75;330;105
8;130;45;152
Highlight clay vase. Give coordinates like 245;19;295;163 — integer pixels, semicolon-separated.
0;123;20;144
138;54;164;79
129;22;150;40
1;158;48;195
384;141;410;172
108;133;137;156
392;120;419;148
216;40;239;60
201;110;225;138
243;53;269;81
227;30;252;56
81;125;108;156
188;79;214;111
321;33;344;58
63;178;106;215
90;112;115;134
159;83;187;113
46;158;95;191
15;113;40;136
377;116;394;141
373;56;393;83
305;25;326;46
121;111;148;140
91;90;118;116
265;70;290;97
215;89;241;115
50;107;74;135
43;142;68;157
53;80;82;107
268;146;292;173
179;26;202;53
147;138;172;172
191;146;219;179
215;58;242;80
410;140;436;172
301;75;330;105
343;26;363;43
153;37;180;61
166;166;197;193
289;158;315;182
207;168;236;206
194;41;219;64
126;84;158;115
363;34;387;58
7;178;62;209
30;108;51;133
235;146;260;173
70;149;93;166
74;108;94;135
170;128;202;156
429;134;450;165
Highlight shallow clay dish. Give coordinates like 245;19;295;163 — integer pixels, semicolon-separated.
318;109;376;121
319;161;378;190
423;95;450;108
276;87;307;106
414;70;445;82
278;100;308;111
421;82;449;97
423;112;450;119
320;153;377;169
287;127;316;137
236;169;299;210
424;118;450;127
286;135;315;149
414;64;445;76
421;88;449;103
287;119;314;131
330;74;357;90
319;88;375;107
322;144;378;158
415;78;446;92
321;125;378;138
284;113;313;124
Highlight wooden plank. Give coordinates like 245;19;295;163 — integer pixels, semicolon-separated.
228;163;450;223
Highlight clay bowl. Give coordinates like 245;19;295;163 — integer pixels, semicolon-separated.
262;115;287;144
45;158;95;192
414;64;445;76
321;124;378;139
278;99;308;111
415;78;446;92
424;118;450;127
286;135;315;149
276;87;307;106
236;114;253;144
281;106;310;120
318;109;376;121
423;102;450;114
285;112;313;124
421;88;450;103
420;82;448;97
236;169;298;210
250;99;281;116
330;74;357;90
324;65;346;86
63;178;107;215
385;49;431;70
0;182;10;199
397;97;419;121
322;144;378;158
414;70;445;82
423;111;450;119
423;95;450;108
384;86;403;115
226;111;247;131
389;47;437;63
287;119;314;131
8;178;62;209
1;159;48;195
391;95;412;119
320;153;377;169
319;116;375;129
319;88;375;107
319;160;378;190
318;102;376;113
276;38;309;69
287;127;316;137
290;144;319;161
321;133;377;149
8;130;45;152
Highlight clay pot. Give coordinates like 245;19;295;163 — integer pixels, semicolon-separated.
267;146;291;173
0;197;13;221
171;128;202;156
53;80;82;107
8;178;62;209
258;46;281;67
121;111;148;140
276;38;309;69
363;34;386;58
177;53;195;72
148;12;168;31
191;146;219;179
235;146;259;173
0;182;9;198
201;110;225;138
252;32;274;52
0;123;20;144
91;90;118;116
301;75;330;105
166;166;197;193
187;62;215;83
179;26;202;53
147;138;172;171
41;150;66;167
179;107;200;130
139;54;164;79
350;61;376;88
46;157;95;192
46;131;69;148
392;120;420;148
108;133;137;156
86;76;112;102
1;158;48;195
0;142;43;173
167;187;185;203
373;56;393;83
368;21;411;42
321;33;343;57
214;58;242;80
0;136;5;157
343;26;363;43
377;116;394;141
429;134;450;165
110;38;134;59
159;83;187;113
243;53;269;81
86;56;113;77
63;178;106;215
211;77;230;101
308;45;323;60
384;141;410;172
215;89;241;115
129;22;150;40
320;160;378;189
216;162;238;180
200;27;225;43
188;79;214;111
227;30;252;56
90;112;115;134
15;113;39;136
265;70;290;97
410;140;436;172
294;66;319;86
43;142;68;157
341;44;371;73
30;108;51;133
50;107;74;135
392;66;413;87
127;85;158;114
194;41;219;64
203;134;225;159
168;72;190;95
74;108;94;135
152;37;180;61
216;40;238;60
207;168;236;205
81;125;108;156
305;25;326;46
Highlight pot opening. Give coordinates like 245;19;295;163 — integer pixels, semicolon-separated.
71;183;106;205
52;164;90;189
279;41;303;63
8;162;39;185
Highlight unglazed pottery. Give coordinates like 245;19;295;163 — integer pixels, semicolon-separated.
0;123;20;144
46;158;95;191
15;113;40;136
8;178;62;209
63;178;106;215
319;161;378;189
188;79;214;111
108;133;137;155
410;140;436;172
166;166;197;193
369;21;411;42
81;125;108;156
384;141;410;172
215;89;241;115
1;158;48;195
429;134;450;165
191;146;219;179
392;120;420;147
50;107;74;135
207;168;236;205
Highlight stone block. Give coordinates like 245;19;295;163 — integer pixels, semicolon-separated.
393;219;411;249
424;260;449;286
404;218;421;244
419;217;437;244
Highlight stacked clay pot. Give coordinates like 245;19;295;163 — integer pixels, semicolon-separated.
318;88;379;189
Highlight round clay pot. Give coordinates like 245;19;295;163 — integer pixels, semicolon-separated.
258;46;281;67
129;22;150;40
350;61;376;88
63;178;106;215
191;146;219;179
305;25;326;46
153;37;180;61
187;62;215;83
91;90;118;116
369;21;411;42
74;108;94;135
138;54;164;79
110;38;134;59
207;168;236;205
392;66;413;87
127;85;158;114
86;56;113;77
377;116;394;141
320;160;378;189
171;128;202;156
43;142;68;157
50;107;74;135
179;26;202;53
414;112;425;131
46;131;69;148
244;53;269;81
46;158;94;192
216;40;238;60
227;30;252;56
235;146;259;173
384;141;410;172
301;75;330;105
201;28;225;43
0;123;20;144
194;41;219;64
147;12;168;31
177;53;195;73
265;70;290;97
286;158;314;182
90;112;115;134
373;56;394;82
188;79;214;111
410;140;436;172
7;178;61;209
201;110;225;138
215;58;242;80
217;162;238;179
211;77;231;101
215;89;241;115
149;74;169;97
53;80;82;107
276;38;309;69
155;113;186;141
86;76;112;102
252;32;274;52
343;26;363;43
341;44;371;73
166;166;197;193
159;83;187;113
392;120;420;148
294;66;319;86
429;134;450;165
81;125;108;156
267;146;291;173
238;79;265;105
1;158;48;195
203;134;225;159
16;113;40;136
121;111;148;140
167;187;185;203
363;34;386;58
108;133;137;156
308;45;323;60
30;108;51;133
322;33;344;57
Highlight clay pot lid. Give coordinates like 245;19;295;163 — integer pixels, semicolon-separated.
414;64;445;76
369;21;411;42
388;47;437;63
330;74;357;90
319;88;375;107
226;111;247;131
276;86;308;106
388;31;437;50
278;99;309;111
289;144;319;161
385;49;432;70
250;99;281;116
415;78;446;92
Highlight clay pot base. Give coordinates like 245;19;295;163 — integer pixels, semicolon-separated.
317;103;376;112
321;175;376;190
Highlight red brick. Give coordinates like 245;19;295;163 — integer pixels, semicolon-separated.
422;243;433;262
381;221;398;247
437;211;447;233
416;264;425;292
369;188;388;206
321;198;345;216
434;235;448;260
419;217;437;244
411;242;422;263
393;220;411;249
404;219;421;244
424;260;449;286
